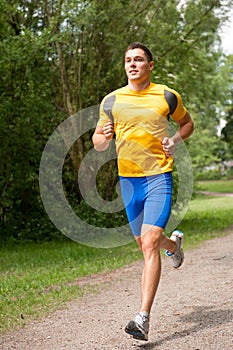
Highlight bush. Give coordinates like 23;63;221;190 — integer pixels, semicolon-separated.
195;169;222;181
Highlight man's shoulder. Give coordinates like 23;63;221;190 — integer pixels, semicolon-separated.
154;83;181;97
103;85;128;100
151;82;177;93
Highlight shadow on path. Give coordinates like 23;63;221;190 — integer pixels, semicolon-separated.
138;306;233;349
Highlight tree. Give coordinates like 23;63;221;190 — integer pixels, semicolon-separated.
220;55;233;160
0;1;63;233
1;0;233;240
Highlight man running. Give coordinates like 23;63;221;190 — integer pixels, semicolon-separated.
92;42;194;341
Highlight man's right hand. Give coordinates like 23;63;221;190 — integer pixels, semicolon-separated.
92;121;114;151
103;121;114;140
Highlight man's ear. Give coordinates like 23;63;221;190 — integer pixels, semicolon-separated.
149;61;154;72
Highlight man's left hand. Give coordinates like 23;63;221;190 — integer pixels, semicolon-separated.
162;137;175;157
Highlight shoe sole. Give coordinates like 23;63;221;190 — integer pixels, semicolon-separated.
125;322;148;341
170;232;184;268
174;248;184;268
174;236;184;268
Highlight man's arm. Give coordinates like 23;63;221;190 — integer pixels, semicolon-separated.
162;111;194;157
92;121;114;151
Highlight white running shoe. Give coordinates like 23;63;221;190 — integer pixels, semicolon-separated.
125;312;149;341
166;230;184;268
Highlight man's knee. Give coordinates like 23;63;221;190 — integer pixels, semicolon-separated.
140;225;163;253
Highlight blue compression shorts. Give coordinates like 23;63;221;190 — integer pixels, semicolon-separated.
119;172;173;236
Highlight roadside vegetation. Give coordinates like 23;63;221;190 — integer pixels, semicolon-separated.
197;179;233;193
1;0;233;244
1;0;233;337
1;180;233;334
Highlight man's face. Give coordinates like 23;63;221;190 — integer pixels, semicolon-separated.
124;48;154;83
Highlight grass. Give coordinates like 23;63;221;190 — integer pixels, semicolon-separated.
1;180;233;334
177;196;233;249
197;179;233;193
0;240;141;333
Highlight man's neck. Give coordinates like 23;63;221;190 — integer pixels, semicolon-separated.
128;80;151;92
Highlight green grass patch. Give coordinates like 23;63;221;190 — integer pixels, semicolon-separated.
1;193;233;334
197;179;233;193
0;240;141;333
176;196;233;249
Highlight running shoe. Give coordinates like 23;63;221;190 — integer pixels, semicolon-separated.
125;312;149;341
166;230;184;268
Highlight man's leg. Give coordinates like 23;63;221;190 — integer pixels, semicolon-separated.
160;231;177;252
138;225;162;314
138;225;176;314
137;229;183;316
125;225;176;340
125;225;161;341
125;226;179;340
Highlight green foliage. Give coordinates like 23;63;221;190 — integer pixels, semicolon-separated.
188;113;222;173
1;0;233;241
222;117;233;144
74;200;128;229
218;55;233;161
0;31;61;228
195;169;223;180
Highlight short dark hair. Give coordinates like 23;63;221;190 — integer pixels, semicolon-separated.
125;42;153;62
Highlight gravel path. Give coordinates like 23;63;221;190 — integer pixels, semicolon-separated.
1;232;233;350
198;191;233;198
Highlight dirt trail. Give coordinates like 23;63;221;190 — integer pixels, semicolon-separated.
1;232;233;350
198;191;233;198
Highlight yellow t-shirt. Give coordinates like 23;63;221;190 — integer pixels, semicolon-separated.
98;82;187;177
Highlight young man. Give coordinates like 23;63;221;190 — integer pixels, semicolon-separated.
92;42;194;341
